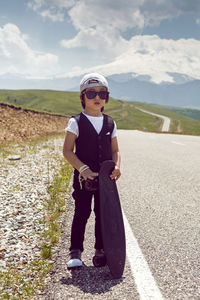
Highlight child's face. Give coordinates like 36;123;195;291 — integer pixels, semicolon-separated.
83;86;107;112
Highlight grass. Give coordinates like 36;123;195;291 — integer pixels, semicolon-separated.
106;102;162;131
134;102;200;135
0;135;73;299
159;105;200;121
0;89;81;116
42;158;73;257
0;89;200;135
0;89;167;130
0;260;52;299
0;90;164;132
0;142;17;159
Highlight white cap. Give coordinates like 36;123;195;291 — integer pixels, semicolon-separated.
80;73;109;92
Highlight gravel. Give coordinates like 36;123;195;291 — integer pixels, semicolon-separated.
0;138;64;271
2;130;199;300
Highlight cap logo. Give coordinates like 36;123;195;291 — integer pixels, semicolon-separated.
88;79;99;84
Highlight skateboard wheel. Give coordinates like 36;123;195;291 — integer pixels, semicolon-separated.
92;255;107;267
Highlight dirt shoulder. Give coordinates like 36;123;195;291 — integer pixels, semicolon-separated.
0;103;68;143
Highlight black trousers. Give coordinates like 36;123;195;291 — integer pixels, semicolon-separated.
70;186;103;252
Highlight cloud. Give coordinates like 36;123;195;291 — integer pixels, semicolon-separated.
57;0;200;83
28;0;186;28
10;1;200;83
59;0;200;56
39;9;65;22
196;18;200;24
60;27;129;59
0;23;60;78
27;0;75;22
28;0;200;61
66;35;200;83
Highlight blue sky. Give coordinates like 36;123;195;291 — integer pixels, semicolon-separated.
0;0;200;87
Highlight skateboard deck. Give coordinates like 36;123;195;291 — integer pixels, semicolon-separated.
99;160;126;279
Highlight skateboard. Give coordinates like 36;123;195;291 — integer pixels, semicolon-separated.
93;160;126;279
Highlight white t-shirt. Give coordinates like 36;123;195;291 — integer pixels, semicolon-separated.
65;112;117;138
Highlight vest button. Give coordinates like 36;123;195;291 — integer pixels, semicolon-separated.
99;145;102;149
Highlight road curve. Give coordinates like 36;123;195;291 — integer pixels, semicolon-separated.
136;107;171;132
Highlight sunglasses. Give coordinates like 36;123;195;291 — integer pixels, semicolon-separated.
83;90;109;100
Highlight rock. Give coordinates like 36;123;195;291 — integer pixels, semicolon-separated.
8;155;21;160
0;247;6;252
0;260;6;270
0;253;5;259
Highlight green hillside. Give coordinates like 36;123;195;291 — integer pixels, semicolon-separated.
0;89;200;135
0;89;80;116
158;106;200;121
0;89;161;131
135;102;200;135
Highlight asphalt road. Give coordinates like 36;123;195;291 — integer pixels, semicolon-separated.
136;108;171;132
117;130;200;299
45;130;200;300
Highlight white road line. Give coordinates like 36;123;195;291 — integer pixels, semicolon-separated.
171;141;185;146
122;211;164;300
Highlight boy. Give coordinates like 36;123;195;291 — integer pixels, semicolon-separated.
63;73;121;269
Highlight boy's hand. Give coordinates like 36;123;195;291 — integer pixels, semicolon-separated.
81;168;99;181
110;165;121;181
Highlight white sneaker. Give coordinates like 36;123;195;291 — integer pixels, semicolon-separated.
67;258;83;269
67;249;83;269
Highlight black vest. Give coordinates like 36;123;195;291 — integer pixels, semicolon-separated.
73;112;114;173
